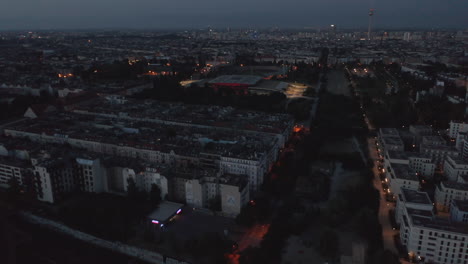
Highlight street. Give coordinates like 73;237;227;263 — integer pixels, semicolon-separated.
368;138;399;254
237;224;270;251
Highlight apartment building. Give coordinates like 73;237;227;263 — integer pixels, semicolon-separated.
185;172;249;216
450;200;468;224
420;144;459;167
378;128;405;152
396;188;433;225
444;156;468;182
399;206;468;264
4;112;280;192
449;121;468;139
386;163;420;197
0;156;32;188
435;181;468;212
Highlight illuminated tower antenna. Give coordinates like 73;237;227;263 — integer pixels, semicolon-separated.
368;8;375;41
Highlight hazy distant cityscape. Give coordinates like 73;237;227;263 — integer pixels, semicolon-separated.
0;2;467;264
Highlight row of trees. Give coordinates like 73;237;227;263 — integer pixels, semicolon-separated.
56;180;162;242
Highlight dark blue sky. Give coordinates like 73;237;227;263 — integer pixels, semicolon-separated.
0;0;467;30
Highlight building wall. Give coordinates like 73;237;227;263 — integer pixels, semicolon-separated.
185;179;203;208
420;146;459;167
220;184;248;217
0;163;26;187
400;208;468;264
409;157;435;178
387;171;419;197
450;201;468;224
5;128;269;192
434;183;468;212
444;156;468;182
449;121;468;139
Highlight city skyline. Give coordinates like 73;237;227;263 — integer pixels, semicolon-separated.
0;0;467;30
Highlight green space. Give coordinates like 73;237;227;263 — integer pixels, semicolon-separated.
238;89;398;264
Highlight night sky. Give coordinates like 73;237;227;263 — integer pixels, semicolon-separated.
0;0;467;30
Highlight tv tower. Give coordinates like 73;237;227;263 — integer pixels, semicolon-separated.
368;8;375;41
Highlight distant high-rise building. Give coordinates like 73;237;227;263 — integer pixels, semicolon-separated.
368;9;375;41
403;32;411;41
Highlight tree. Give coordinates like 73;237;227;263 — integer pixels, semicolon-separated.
368;249;401;264
126;177;138;200
149;184;162;208
318;228;339;260
6;176;21;203
207;195;222;212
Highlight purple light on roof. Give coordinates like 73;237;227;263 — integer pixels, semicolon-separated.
151;220;159;224
176;209;182;214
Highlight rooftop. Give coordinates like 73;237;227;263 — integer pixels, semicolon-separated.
380;128;400;137
208;75;263;86
401;188;432;205
381;136;403;146
5;112;278;161
73;98;293;136
408;208;468;235
440;181;468;191
387;150;408;161
147;201;184;223
390;163;418;181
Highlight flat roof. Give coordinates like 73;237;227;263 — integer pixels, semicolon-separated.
380;128;399;137
147;201;183;223
421;136;446;144
390;163;419;181
387;150;408;160
401;188;432;205
440;181;468;191
410;125;432;131
208;75;263;86
382;136;403;146
252;80;289;91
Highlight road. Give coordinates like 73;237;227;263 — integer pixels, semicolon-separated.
368;137;399;254
353;76;398;255
237;224;270;251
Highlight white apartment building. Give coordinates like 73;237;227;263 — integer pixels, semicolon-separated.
75;157;106;193
220;175;249;217
399;206;468;264
409;156;436;178
444;156;468;182
396;188;433;225
384;151;436;178
409;125;433;144
421;136;447;147
378;128;405;152
455;132;468;160
0;157;31;188
4;127;274;192
121;167;168;199
450;200;468;224
384;151;409;167
449;121;468;139
33;158;76;203
386;163;420;197
420;145;459;167
185;173;249;216
435;181;468;212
